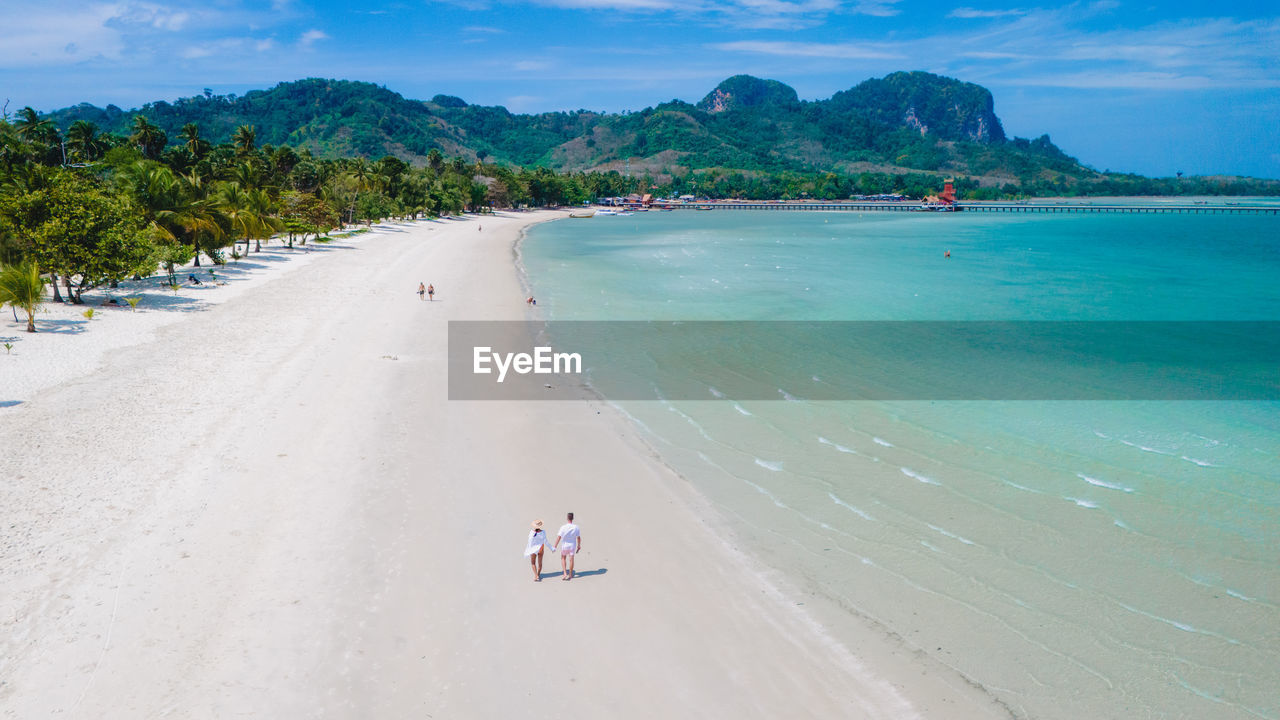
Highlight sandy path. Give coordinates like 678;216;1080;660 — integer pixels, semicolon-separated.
0;212;1003;719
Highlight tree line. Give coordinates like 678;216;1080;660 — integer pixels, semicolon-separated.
2;107;1277;332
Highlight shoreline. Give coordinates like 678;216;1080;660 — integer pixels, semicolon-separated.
2;211;1004;718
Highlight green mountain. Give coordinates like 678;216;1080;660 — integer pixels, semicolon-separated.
44;73;1090;183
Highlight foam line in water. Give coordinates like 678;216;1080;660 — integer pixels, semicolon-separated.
733;403;752;416
818;436;858;455
927;523;976;545
778;389;800;402
1065;497;1098;508
755;458;784;472
605;401;654;436
873;437;894;447
1114;601;1241;646
1001;479;1043;494
1119;439;1173;455
828;493;875;521
660;399;715;442
900;467;942;485
708;386;725;399
1077;473;1135;493
1180;455;1216;467
1173;675;1273;720
698;452;787;509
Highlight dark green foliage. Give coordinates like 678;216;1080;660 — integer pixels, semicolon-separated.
39;74;1031;177
696;75;800;112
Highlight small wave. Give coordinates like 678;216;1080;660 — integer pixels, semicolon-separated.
1225;589;1255;602
920;540;942;553
661;400;715;442
778;389;800;402
1065;497;1098;509
828;493;875;521
901;468;941;486
927;523;975;545
733;403;752;416
606;401;653;435
1094;430;1110;439
700;453;788;509
1180;455;1216;467
708;386;725;399
1077;473;1135;493
1116;602;1240;645
1001;479;1042;494
755;458;784;472
873;437;894;447
818;437;857;455
1113;518;1133;530
1119;439;1172;455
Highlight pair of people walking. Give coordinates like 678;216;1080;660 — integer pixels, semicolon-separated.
417;282;434;301
525;513;581;581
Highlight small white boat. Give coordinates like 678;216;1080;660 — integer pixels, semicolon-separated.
569;209;597;218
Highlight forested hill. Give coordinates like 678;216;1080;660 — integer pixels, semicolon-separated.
44;72;1085;183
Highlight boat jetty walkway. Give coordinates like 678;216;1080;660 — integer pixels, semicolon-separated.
663;201;1278;215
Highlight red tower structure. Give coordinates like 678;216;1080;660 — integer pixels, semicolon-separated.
941;179;956;204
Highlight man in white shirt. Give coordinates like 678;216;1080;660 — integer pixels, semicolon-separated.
553;512;582;581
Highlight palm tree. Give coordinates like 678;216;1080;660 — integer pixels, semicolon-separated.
14;107;53;142
232;125;257;156
348;157;371;190
227;161;264;192
215;182;267;255
0;261;46;332
116;162;224;267
65;120;101;163
179;122;209;159
129;116;167;159
14;107;60;165
246;188;282;252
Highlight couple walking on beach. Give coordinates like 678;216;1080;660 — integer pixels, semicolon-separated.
525;513;581;581
417;282;434;301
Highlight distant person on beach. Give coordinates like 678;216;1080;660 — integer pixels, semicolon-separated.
526;297;536;306
525;520;548;581
427;284;435;301
553;512;581;581
417;282;426;300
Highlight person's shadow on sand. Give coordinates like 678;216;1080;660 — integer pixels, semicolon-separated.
538;568;607;581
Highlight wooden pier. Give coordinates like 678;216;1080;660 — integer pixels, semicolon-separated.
661;202;1279;215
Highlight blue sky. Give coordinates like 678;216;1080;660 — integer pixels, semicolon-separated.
2;0;1277;178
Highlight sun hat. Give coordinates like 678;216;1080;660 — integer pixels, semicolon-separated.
532;520;544;530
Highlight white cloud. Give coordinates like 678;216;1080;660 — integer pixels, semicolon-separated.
1010;71;1218;90
949;7;1024;19
712;40;904;60
298;28;329;47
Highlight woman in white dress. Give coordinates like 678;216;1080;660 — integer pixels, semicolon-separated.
525;520;548;581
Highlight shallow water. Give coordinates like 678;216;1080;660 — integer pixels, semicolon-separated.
523;209;1280;720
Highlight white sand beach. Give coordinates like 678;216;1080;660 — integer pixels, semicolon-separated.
0;212;1005;719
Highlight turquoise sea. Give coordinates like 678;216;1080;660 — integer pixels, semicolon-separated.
521;207;1280;720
